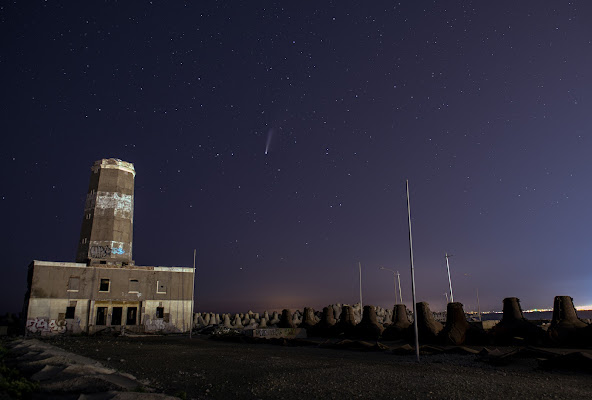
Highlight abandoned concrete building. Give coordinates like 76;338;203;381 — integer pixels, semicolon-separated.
23;158;194;335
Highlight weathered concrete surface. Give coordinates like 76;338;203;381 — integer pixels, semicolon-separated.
353;306;384;340
383;304;411;340
278;309;296;329
415;302;443;343
333;305;357;337
6;339;176;399
300;307;317;330
309;307;336;337
549;296;589;345
247;328;307;339
439;302;471;345
491;297;545;345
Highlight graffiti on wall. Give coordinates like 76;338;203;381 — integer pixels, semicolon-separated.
85;192;133;218
90;246;111;258
26;318;67;334
144;318;180;333
89;241;126;258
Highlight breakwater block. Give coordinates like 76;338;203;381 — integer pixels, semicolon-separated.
491;297;544;345
548;295;588;345
383;304;412;340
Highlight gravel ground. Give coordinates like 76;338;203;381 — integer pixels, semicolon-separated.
42;335;591;400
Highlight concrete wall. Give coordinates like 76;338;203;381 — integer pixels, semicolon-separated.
25;261;194;335
76;158;135;264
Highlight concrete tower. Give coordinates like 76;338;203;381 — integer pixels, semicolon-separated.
76;158;135;265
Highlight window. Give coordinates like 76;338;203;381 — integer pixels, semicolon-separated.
156;281;167;294
96;307;107;325
156;307;164;318
65;306;75;319
99;278;110;292
112;307;122;325
68;277;80;292
126;307;137;325
86;214;91;220
129;279;139;293
81;238;88;244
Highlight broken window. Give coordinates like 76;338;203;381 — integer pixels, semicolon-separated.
156;281;167;294
129;279;139;293
96;307;107;325
65;306;75;319
112;307;122;325
126;307;137;325
68;276;80;291
99;278;110;292
156;307;164;318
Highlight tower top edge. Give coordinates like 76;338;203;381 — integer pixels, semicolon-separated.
91;158;136;177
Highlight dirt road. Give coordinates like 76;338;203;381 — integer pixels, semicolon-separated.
45;335;591;399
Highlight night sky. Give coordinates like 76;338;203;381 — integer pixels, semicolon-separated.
3;2;592;315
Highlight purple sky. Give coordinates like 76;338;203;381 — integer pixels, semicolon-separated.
3;2;592;315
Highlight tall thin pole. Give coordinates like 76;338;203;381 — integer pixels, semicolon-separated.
392;272;398;304
476;288;481;322
396;271;403;304
189;249;196;339
445;253;454;303
406;180;420;362
358;262;363;318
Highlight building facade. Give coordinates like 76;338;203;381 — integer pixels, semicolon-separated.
24;261;194;334
24;158;195;335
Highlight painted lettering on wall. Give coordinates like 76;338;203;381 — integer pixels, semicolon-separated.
90;245;111;258
26;318;67;334
89;241;126;258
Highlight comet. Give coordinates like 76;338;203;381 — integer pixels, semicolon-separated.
265;128;274;155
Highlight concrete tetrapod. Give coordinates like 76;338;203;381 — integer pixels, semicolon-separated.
333;305;357;337
439;302;471;345
222;314;232;328
300;307;318;331
491;297;545;345
414;302;443;344
353;305;385;340
548;296;589;345
309;307;337;337
382;304;412;341
232;314;244;329
269;311;280;326
278;309;296;328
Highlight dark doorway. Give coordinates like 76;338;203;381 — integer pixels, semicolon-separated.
96;307;107;325
112;307;122;325
126;307;137;325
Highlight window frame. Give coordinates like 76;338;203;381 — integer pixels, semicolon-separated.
67;276;80;292
65;306;75;319
99;278;110;292
128;279;139;293
156;280;167;294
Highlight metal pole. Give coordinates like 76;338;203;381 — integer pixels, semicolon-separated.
189;249;196;339
396;271;403;304
406;180;420;362
358;262;363;319
393;272;398;305
445;253;454;303
477;288;481;322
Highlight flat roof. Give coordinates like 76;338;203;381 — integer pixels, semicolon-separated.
32;260;193;273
